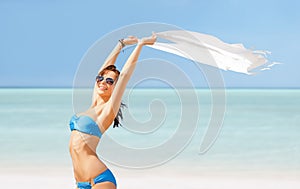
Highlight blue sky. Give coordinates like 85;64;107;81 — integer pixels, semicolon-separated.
1;0;299;88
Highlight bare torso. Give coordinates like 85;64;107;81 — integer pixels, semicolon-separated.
69;130;107;181
69;109;110;182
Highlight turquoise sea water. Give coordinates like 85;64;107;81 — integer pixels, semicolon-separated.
0;88;299;175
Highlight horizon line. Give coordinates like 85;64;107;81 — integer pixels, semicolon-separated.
0;86;299;90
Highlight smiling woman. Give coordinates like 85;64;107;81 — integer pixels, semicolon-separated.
94;65;125;128
94;65;119;99
68;33;157;189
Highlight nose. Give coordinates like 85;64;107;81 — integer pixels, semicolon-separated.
97;78;107;85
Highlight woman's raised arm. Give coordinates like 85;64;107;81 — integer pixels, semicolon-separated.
98;36;138;74
100;33;157;128
99;33;156;129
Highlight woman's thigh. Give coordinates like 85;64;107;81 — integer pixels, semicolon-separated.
92;182;116;189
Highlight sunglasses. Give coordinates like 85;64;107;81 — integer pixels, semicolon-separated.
96;75;115;85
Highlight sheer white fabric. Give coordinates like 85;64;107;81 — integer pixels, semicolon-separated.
147;30;278;75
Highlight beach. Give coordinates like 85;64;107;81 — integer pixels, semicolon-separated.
0;88;299;188
1;165;300;189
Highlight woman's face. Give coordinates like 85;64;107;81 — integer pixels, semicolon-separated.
95;70;118;98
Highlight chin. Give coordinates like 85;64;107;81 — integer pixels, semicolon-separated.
97;89;111;98
97;89;105;95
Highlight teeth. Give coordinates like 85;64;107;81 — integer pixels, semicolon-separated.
98;85;107;90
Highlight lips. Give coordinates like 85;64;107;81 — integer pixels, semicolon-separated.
98;83;107;91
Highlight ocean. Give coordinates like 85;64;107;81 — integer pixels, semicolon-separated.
0;88;299;176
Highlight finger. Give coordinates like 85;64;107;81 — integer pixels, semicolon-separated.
128;36;137;39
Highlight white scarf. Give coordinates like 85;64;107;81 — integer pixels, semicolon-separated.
147;30;279;75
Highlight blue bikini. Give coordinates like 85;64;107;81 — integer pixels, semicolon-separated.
69;115;117;189
69;115;102;138
76;169;117;189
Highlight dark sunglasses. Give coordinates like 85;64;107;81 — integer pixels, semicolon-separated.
96;75;115;85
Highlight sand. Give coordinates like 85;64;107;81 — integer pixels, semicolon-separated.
1;165;299;189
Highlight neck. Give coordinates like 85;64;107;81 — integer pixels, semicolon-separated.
97;96;109;104
91;95;109;108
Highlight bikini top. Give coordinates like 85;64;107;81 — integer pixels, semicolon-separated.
69;115;102;138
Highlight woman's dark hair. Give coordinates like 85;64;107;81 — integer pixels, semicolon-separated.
113;102;126;128
99;65;125;128
99;65;120;78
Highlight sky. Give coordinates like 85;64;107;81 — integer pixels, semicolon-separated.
1;0;299;88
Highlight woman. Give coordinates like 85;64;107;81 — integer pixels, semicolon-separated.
69;33;157;189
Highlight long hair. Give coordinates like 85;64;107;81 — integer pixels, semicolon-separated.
113;102;126;128
99;65;125;128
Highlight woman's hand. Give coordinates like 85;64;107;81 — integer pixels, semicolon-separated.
139;32;157;46
123;36;138;46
